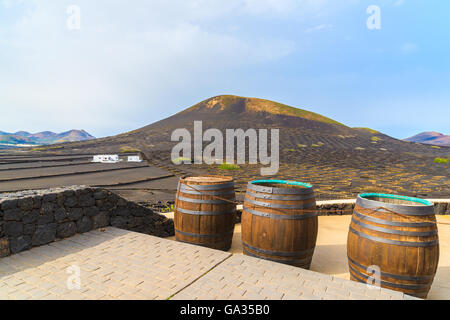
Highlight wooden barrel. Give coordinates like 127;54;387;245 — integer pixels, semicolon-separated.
347;193;439;298
241;180;318;269
174;176;236;251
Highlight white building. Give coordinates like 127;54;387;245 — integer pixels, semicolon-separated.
92;155;120;163
127;155;142;162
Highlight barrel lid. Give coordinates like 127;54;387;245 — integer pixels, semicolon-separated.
248;180;314;195
359;193;433;206
179;175;234;191
182;175;233;184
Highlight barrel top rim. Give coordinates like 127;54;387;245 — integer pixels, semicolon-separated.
182;175;233;184
250;180;313;189
358;193;433;206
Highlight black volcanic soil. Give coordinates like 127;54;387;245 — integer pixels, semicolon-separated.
2;96;449;202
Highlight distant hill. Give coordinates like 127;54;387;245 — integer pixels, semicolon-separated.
404;132;450;147
0;129;95;149
47;95;448;161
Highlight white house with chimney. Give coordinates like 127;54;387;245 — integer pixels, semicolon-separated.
92;155;120;163
92;154;142;163
127;155;142;162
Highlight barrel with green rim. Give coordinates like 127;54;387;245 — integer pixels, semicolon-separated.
241;180;318;269
347;193;439;298
174;175;236;251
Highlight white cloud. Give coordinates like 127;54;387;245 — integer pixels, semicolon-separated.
400;42;418;54
305;24;333;33
0;0;342;135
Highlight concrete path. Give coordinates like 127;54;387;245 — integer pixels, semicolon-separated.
161;210;449;300
0;228;230;300
226;215;450;300
172;254;410;300
0;227;415;300
311;215;450;300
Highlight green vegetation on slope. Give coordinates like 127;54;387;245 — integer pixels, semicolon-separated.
172;157;191;164
31;145;64;152
354;127;379;134
434;158;449;164
262;100;345;126
219;163;241;170
120;146;141;153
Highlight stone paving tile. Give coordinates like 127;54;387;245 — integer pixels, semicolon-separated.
0;227;417;300
172;255;412;300
0;227;230;300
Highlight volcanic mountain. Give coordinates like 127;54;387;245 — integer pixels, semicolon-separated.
6;95;449;199
51;95;355;152
50;95;447;163
404;132;450;147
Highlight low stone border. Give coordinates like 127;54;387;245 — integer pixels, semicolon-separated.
237;198;450;215
0;185;174;258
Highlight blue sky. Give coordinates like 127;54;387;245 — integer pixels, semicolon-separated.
1;0;449;139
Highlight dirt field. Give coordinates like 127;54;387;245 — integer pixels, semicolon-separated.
0;154;174;194
0;147;448;203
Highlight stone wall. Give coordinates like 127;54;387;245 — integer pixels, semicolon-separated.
316;200;450;216
236;200;449;216
0;186;174;258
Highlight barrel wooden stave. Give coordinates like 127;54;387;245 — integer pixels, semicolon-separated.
347;194;439;298
174;176;236;251
241;181;318;269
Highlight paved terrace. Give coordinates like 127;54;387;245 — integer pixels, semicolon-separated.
0;227;416;300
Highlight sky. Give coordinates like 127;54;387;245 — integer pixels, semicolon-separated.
0;0;449;139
